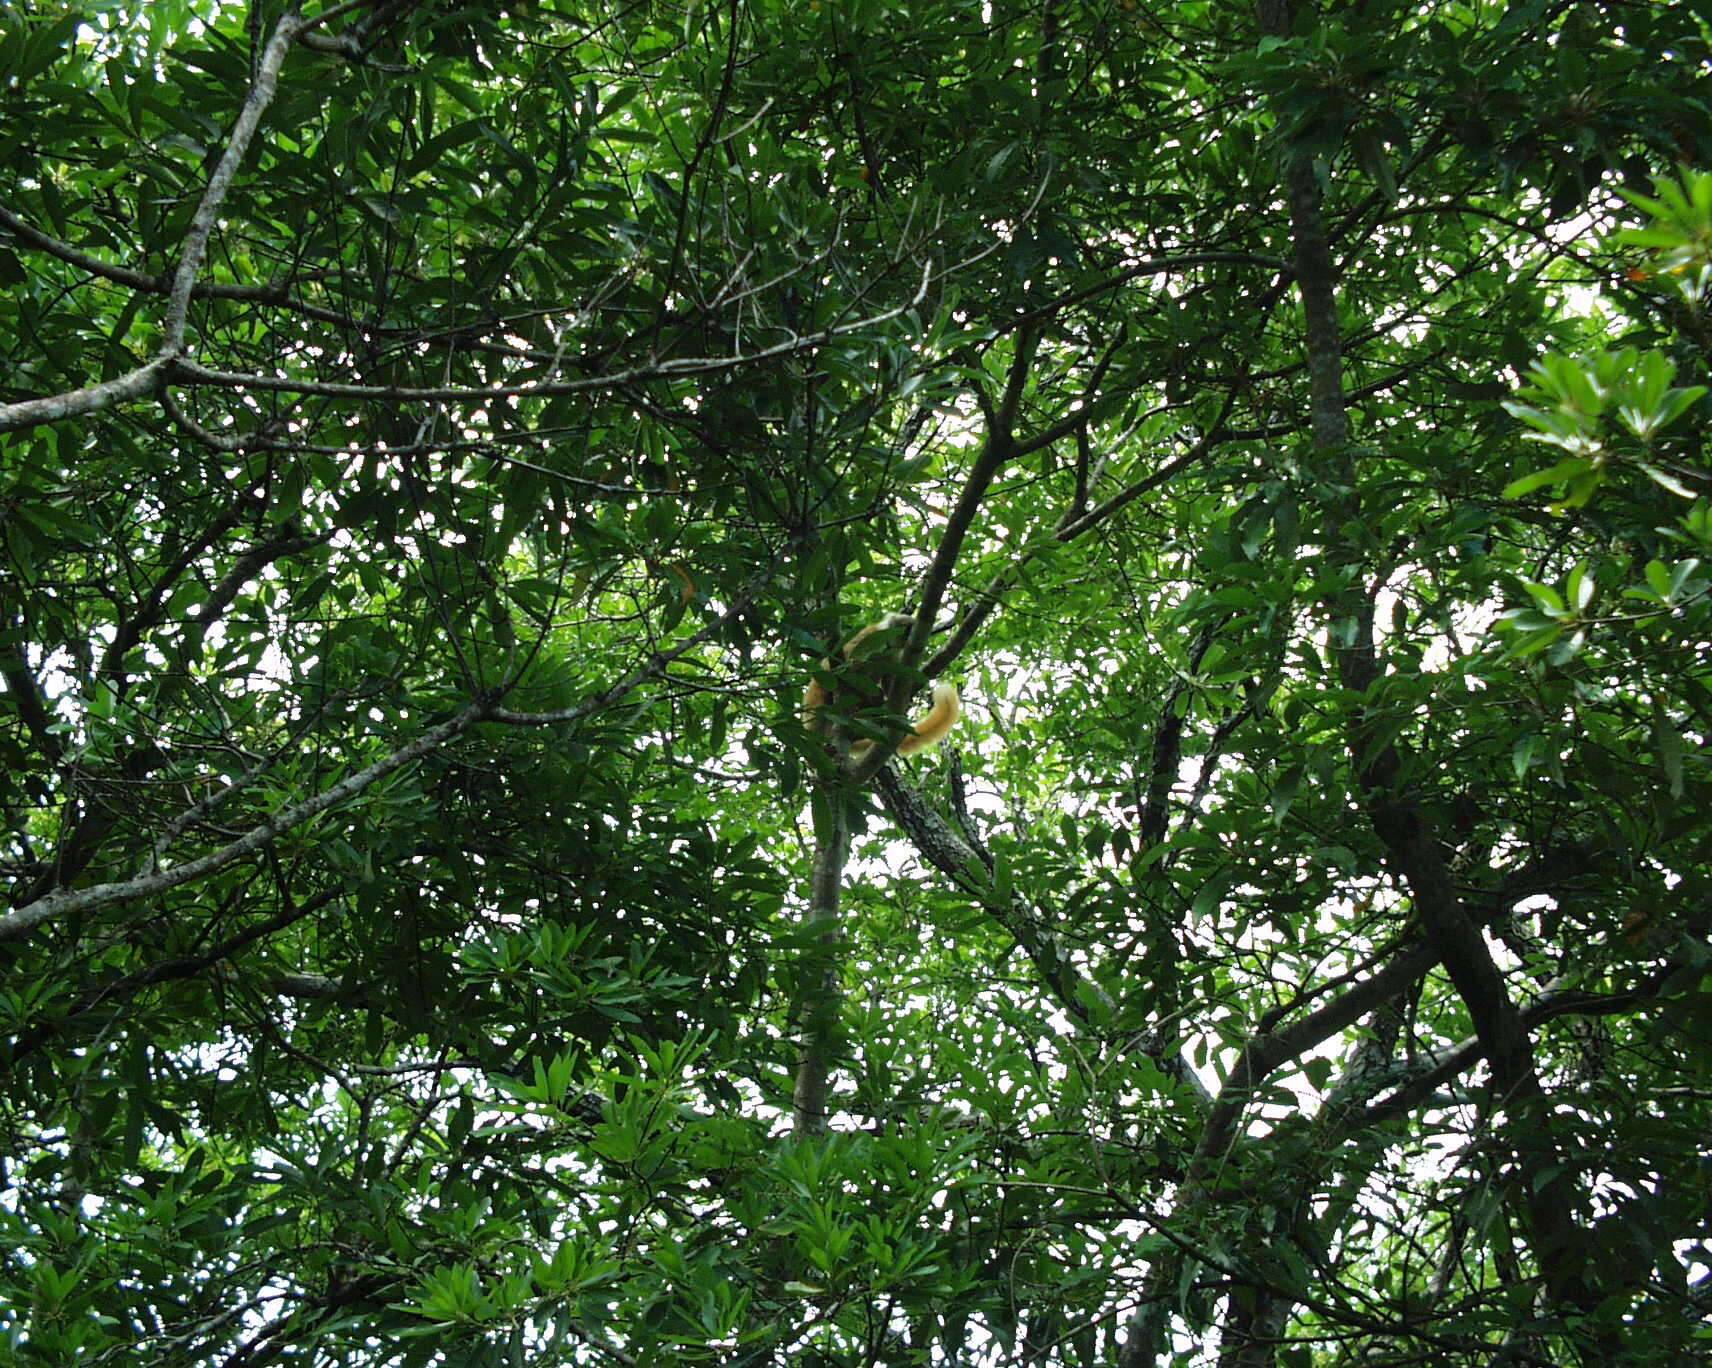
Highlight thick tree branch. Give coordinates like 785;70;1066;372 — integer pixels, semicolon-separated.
872;764;1213;1104
874;761;1108;1023
790;788;853;1138
1262;2;1601;1333
1359;959;1692;1129
928;391;1237;680
2;657;62;764
902;348;1031;681
1190;941;1441;1172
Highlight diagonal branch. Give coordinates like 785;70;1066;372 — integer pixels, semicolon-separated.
0;700;490;945
1;555;780;944
872;764;1212;1105
0;4;312;435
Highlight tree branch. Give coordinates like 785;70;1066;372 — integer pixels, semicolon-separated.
2;547;780;943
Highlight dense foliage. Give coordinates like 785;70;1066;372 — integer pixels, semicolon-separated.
3;1;1711;1364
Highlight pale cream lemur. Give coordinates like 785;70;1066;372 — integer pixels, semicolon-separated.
802;613;961;759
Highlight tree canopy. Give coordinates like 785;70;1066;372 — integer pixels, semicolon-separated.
3;1;1711;1364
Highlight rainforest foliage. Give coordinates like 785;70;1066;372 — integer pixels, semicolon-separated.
3;1;1711;1365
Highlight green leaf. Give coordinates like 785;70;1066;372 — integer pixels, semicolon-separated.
1521;580;1566;615
1512;731;1542;779
1636;462;1698;499
1502;458;1594;499
1653;709;1684;798
1644;559;1675;600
